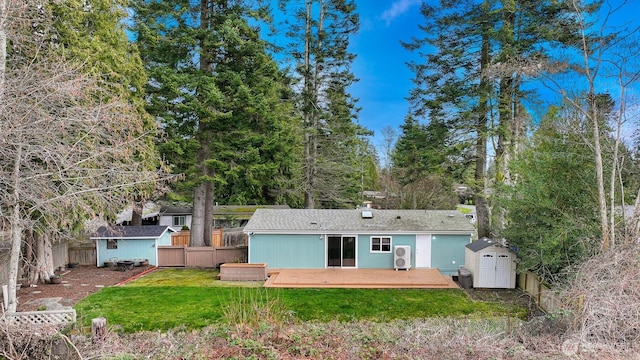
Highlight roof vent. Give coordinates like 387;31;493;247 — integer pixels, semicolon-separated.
361;210;373;219
396;215;401;219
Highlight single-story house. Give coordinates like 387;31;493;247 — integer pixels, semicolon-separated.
243;208;476;275
91;225;175;267
464;237;517;288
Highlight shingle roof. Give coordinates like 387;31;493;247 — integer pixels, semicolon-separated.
244;209;475;234
90;225;173;239
160;205;193;215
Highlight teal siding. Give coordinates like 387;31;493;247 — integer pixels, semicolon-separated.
431;234;471;275
97;239;158;266
249;234;325;268
357;234;415;269
157;231;172;246
249;232;470;271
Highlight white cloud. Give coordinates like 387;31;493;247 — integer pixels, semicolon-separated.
380;0;422;26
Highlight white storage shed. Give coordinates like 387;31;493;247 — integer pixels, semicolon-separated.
464;238;517;289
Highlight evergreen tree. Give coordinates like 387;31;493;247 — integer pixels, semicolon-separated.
391;117;459;209
48;0;163;224
402;0;589;233
277;0;368;209
132;0;299;245
496;106;603;284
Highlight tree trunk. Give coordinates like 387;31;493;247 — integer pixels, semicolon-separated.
7;143;23;313
591;102;610;250
22;230;33;283
303;0;315;209
190;183;207;247
203;180;214;246
475;0;491;239
7;204;21;313
131;196;144;226
34;232;55;283
190;0;214;245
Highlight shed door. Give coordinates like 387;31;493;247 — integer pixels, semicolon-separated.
495;253;511;288
478;252;496;287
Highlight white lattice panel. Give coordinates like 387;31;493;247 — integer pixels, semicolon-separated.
4;309;76;326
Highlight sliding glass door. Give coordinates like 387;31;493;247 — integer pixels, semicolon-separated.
327;235;356;268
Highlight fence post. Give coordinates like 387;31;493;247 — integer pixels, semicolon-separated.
92;317;107;344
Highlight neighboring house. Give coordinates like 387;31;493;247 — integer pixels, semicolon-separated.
158;204;291;229
116;201;161;226
91;225;175;267
243;208;476;275
158;205;193;229
464;237;517;289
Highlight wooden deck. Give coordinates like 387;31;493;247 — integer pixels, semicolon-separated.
264;268;460;289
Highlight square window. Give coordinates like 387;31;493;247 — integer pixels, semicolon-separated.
107;239;118;250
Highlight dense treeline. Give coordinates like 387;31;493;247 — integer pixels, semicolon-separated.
399;0;640;284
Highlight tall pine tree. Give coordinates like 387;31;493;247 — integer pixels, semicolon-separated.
132;0;298;245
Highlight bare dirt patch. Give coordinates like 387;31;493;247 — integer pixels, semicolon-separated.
16;265;155;311
465;287;545;318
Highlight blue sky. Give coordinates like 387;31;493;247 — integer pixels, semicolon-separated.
350;0;424;153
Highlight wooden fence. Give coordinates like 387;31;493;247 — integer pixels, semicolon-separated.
171;229;223;247
518;271;563;313
158;246;247;268
1;243;71;287
68;245;97;266
52;242;68;269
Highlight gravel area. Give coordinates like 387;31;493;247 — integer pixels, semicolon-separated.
16;265;156;312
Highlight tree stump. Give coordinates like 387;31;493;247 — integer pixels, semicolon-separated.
92;317;107;344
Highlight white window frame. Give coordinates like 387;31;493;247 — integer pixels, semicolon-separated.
173;215;186;227
370;236;392;253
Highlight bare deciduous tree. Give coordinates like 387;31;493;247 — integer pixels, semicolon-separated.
540;0;640;252
0;1;171;312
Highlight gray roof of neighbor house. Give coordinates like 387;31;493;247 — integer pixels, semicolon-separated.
212;205;291;220
244;209;475;234
159;204;291;219
160;205;193;215
90;225;174;239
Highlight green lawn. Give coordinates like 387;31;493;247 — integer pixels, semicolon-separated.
74;269;526;333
